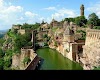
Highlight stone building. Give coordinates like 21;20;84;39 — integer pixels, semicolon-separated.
40;22;49;31
49;21;85;61
50;18;62;28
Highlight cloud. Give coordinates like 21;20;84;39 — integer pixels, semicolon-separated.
51;8;78;21
25;11;38;18
0;0;39;30
44;7;56;10
87;2;100;18
0;0;78;30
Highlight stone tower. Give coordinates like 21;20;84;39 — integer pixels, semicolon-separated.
80;4;84;16
63;24;74;43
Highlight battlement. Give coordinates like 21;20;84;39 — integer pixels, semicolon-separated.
86;29;100;32
86;29;100;40
82;29;100;69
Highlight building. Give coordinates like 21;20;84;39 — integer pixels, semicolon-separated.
50;18;62;28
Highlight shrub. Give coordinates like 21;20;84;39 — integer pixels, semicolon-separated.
54;41;58;47
23;57;31;65
44;42;48;46
0;58;4;70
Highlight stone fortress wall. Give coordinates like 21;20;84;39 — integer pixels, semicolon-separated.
12;47;37;70
80;29;100;69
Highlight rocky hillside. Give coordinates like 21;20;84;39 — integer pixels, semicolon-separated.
0;23;40;70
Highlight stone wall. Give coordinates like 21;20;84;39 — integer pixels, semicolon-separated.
12;48;37;70
81;29;100;70
12;54;20;69
18;29;25;35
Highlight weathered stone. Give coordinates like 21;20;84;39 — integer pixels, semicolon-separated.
81;29;100;70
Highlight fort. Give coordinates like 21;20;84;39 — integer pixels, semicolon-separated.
11;4;100;70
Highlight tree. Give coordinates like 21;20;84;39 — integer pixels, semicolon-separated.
75;16;87;27
43;34;48;38
3;57;12;70
0;58;4;70
27;41;32;46
0;38;5;46
44;42;48;46
88;13;99;27
3;60;12;70
0;48;5;58
64;18;75;23
97;19;100;26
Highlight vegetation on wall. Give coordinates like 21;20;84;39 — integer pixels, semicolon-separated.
76;30;86;40
23;57;31;65
21;23;40;30
54;41;58;47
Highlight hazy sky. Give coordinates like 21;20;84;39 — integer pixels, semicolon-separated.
0;0;100;30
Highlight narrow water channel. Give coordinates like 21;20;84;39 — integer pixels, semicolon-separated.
36;48;83;70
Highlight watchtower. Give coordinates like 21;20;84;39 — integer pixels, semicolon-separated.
80;4;84;16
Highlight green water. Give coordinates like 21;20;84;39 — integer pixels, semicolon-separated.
36;48;83;70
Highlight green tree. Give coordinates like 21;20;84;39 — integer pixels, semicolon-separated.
43;34;48;38
27;41;32;46
0;38;5;46
75;16;87;27
0;48;5;58
64;18;75;23
3;57;12;70
88;13;99;27
0;58;4;70
44;42;48;46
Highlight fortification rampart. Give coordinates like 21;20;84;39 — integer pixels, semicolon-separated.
81;29;100;70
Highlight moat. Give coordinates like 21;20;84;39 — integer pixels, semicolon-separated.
36;48;83;70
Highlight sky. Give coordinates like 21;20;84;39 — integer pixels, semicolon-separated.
0;0;100;30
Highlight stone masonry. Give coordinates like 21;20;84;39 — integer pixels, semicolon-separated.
80;29;100;70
